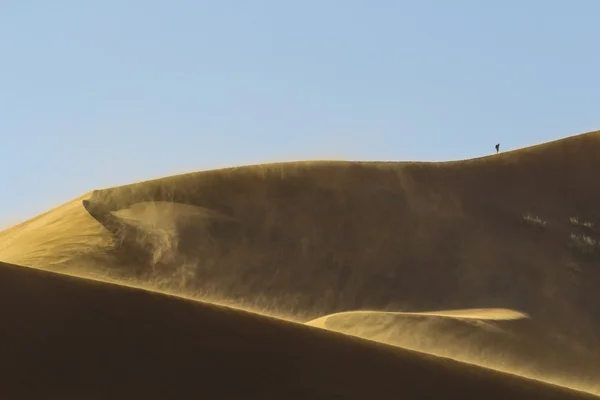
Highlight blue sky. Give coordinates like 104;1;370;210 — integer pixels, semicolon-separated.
1;1;599;224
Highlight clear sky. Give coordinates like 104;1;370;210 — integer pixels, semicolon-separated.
1;1;599;225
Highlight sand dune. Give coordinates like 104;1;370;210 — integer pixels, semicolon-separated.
0;260;596;400
307;309;600;394
3;133;600;324
1;130;600;396
0;194;115;276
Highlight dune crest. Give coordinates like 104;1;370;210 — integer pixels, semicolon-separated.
414;308;529;319
309;308;530;326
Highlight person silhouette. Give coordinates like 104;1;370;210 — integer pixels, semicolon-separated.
495;143;500;154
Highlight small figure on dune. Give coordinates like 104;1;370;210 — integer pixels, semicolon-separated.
495;143;500;154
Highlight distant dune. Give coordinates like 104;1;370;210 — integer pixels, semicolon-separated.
1;130;600;397
0;261;596;400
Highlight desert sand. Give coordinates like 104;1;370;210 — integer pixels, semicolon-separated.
306;309;600;393
1;130;600;398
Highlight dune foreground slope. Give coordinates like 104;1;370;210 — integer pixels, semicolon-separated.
1;130;600;395
0;260;596;400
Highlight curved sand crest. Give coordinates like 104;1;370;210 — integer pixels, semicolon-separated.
0;261;597;400
309;308;529;325
307;309;600;395
412;308;529;319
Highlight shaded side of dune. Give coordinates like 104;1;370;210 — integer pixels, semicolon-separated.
0;261;596;400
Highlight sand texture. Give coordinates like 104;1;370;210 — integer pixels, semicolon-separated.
2;130;600;398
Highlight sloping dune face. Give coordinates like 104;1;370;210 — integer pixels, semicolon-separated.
85;132;600;335
0;261;596;400
2;133;600;350
306;309;600;394
0;194;116;276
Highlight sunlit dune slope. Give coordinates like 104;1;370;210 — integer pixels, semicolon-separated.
2;131;600;343
0;194;115;276
0;261;596;400
307;309;600;394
